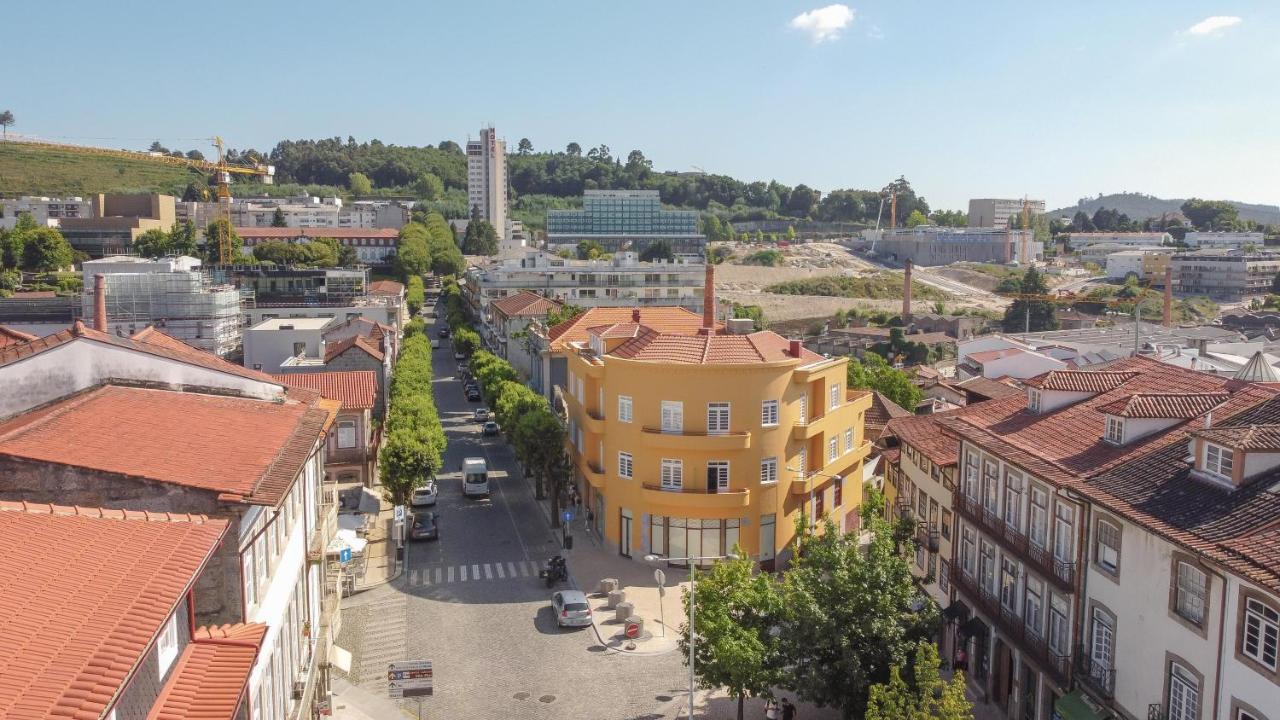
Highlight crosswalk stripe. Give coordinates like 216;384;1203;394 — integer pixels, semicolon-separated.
460;565;467;582
447;566;454;583
507;562;518;577
526;560;540;576
434;567;442;584
472;564;480;578
410;569;419;584
495;563;505;579
518;562;530;577
484;564;494;580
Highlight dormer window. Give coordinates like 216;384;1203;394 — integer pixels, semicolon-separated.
1028;389;1042;414
1204;443;1234;479
1105;416;1125;445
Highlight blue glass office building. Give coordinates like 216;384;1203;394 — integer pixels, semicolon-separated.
547;190;705;258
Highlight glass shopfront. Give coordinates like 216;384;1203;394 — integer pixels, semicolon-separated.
648;516;741;566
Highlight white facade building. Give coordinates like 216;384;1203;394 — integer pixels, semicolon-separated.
968;198;1046;229
244;317;333;373
176;196;410;231
1184;231;1266;249
467;126;507;239
0;195;95;229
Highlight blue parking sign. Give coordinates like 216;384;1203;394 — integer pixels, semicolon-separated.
340;547;352;564
562;509;574;523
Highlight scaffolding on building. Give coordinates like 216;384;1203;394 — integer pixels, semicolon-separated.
84;270;245;357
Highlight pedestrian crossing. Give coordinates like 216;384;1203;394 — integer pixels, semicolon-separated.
405;559;544;587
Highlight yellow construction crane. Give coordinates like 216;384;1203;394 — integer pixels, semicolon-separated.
11;136;274;264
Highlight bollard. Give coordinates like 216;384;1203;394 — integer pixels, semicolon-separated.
615;601;634;623
607;589;626;609
598;578;618;594
625;616;645;638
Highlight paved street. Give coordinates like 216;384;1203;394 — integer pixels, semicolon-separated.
338;313;689;720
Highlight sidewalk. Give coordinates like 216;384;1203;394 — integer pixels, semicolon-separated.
336;482;403;591
329;677;414;720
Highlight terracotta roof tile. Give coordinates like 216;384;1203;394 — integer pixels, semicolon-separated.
325;334;385;363
1193;423;1280;451
1022;369;1138;392
956;376;1024;401
882;409;965;466
0;502;228;720
490;290;563;318
548;307;711;349
865;392;912;429
146;623;266;720
0;325;37;349
0;385;332;505
606;329;821;365
1096;392;1229;419
368;280;405;296
270;370;377;410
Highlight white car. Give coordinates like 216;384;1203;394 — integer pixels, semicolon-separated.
431;339;440;349
410;481;438;507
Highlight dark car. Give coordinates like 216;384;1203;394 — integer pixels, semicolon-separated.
438;327;450;338
410;511;438;541
466;388;482;402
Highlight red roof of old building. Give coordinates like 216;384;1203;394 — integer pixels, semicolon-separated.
548;307;712;349
0;385;335;505
0;325;37;349
882;409;965;466
271;370;377;410
1096;392;1229;419
1193;423;1280;451
607;328;823;365
490;290;563;319
865;391;913;429
368;280;405;296
325;334;385;363
0;502;228;720
1022;369;1138;393
146;623;267;720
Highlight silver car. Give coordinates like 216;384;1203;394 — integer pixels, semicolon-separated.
552;590;593;628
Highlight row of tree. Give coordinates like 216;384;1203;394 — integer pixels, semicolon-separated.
250;237;355;267
405;276;425;316
0;214;75;274
378;317;448;506
395;214;467;278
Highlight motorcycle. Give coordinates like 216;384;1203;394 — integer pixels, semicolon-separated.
539;555;568;588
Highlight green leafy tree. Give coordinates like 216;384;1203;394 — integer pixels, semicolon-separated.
182;182;210;202
411;172;445;201
1180;198;1239;230
928;210;967;227
517;138;533;155
639;240;675;262
271;207;288;227
679;553;785;720
253;240;304;265
732;303;767;330
317;236;357;266
512;408;568;509
133;228;172;258
300;238;339;267
786;226;797;242
20;227;73;272
168;220;199;257
576;239;605;260
379;428;439;506
451;326;480;356
396;222;434;277
204;219;243;264
348;171;373;195
462;218;499;256
865;643;973;720
905;209;929;227
779;515;940;719
565;142;582;156
1001;266;1059;332
847;351;922;411
545;303;585;328
406;276;425;315
0;110;13;139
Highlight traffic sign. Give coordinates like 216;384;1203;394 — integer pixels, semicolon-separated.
625;622;641;639
562;509;574;523
653;569;666;586
339;547;352;565
388;660;433;698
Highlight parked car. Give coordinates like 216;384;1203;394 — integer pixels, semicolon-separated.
430;339;440;349
466;388;482;402
409;511;439;541
410;480;437;507
474;408;490;422
438;327;450;338
551;590;592;628
453;350;467;361
483;421;499;436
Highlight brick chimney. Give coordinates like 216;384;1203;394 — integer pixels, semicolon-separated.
789;339;802;357
902;260;913;324
93;274;107;332
632;308;641;323
1163;264;1173;328
702;262;716;331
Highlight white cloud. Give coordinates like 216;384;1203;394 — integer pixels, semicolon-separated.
789;4;855;43
1185;15;1241;35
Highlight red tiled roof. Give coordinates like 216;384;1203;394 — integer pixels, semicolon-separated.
0;325;37;349
1022;370;1138;392
10;290;56;299
882;409;964;466
146;623;267;720
548;307;712;349
270;370;377;410
1097;392;1229;419
956;375;1024;401
325;334;385;362
235;227;399;239
865;391;912;428
607;328;822;365
490;290;563;318
325;316;389;348
0;502;228;720
0;385;335;505
1193;424;1280;451
587;322;643;340
368;280;405;296
967;348;1036;364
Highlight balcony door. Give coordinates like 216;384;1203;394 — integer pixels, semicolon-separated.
706;462;729;493
1090;608;1114;682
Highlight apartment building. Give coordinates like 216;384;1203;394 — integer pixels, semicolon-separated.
272;370;380;485
484;290;564;380
244;317;334;373
869;227;1041;266
1105;249;1174;284
236;227;401;265
0;502;267;720
1069;232;1173;249
468;126;507;238
968;198;1046;229
465;250;706;313
559;267;873;567
1184;231;1265;249
58;193;177;256
177;196;410;231
547;190;705;259
0;195;95;229
1172;249;1280;301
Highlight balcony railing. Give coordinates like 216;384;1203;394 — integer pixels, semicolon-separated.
1147;705;1165;720
915;522;941;552
641;482;747;496
952;492;1076;592
951;569;1070;685
1075;646;1116;700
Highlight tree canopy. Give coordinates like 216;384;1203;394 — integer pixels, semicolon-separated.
846;352;922;411
865;643;973;720
1000;266;1059;333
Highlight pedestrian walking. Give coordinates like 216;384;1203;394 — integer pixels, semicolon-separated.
764;699;779;720
780;698;796;720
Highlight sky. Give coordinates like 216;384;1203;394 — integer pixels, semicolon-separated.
5;0;1278;211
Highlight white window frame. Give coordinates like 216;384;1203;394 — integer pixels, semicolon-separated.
707;402;730;435
1024;577;1044;637
1205;443;1234;479
828;437;838;462
960;526;977;577
964;450;980;499
797;447;807;476
1243;597;1280;670
1029;486;1049;549
707;461;730;492
1090;607;1115;676
1000;557;1019;611
1105;416;1125;445
661;401;683;433
661;459;683;490
336;419;357;449
1003;470;1023;529
157;613;179;676
761;400;779;427
980;539;996;593
1168;662;1199;720
618;395;633;423
844;428;854;453
1175;561;1207;625
829;383;840;409
244;545;257;606
1096;518;1121;574
1053;503;1075;564
1028;388;1041;413
760;457;778;485
618;451;633;479
1049;594;1070;655
798;394;807;424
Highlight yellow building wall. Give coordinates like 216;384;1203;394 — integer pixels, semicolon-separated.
563;350;872;565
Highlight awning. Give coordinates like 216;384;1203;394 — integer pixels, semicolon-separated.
959;616;988;638
1053;690;1110;720
327;528;368;555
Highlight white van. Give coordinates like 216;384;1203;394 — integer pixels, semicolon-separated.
462;457;489;497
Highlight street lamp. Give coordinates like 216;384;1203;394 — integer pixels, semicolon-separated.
643;551;739;720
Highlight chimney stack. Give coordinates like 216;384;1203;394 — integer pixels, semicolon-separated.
789;339;802;358
902;260;913;324
1163;264;1173;328
632;308;641;323
702;262;716;331
93;274;107;332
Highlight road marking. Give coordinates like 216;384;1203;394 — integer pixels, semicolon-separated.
472;563;480;578
507;561;518;577
410;569;419;584
525;560;539;576
447;565;454;583
434;567;442;584
495;563;505;578
460;565;467;582
485;563;494;579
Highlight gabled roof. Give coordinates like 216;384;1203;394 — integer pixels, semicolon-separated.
606;328;822;365
865;391;912;429
324;316;390;346
0;325;36;349
490;290;563;318
1194;424;1280;452
368;279;405;296
882;409;965;466
967;348;1037;364
548;307;712;349
0;385;336;505
1096;392;1229;419
325;334;385;362
0;502;228;720
587;322;644;340
956;375;1023;401
146;623;267;720
271;370;377;410
1022;369;1139;393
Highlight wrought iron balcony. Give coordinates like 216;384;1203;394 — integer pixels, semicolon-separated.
1075;646;1116;700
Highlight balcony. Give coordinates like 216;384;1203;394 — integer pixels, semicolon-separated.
1075;646;1116;701
640;482;751;512
640;426;751;451
915;522;941;552
307;501;339;564
578;457;606;489
951;569;1070;686
582;409;606;435
952;492;1076;593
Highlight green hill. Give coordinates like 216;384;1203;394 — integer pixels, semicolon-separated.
1048;192;1280;226
0;142;204;197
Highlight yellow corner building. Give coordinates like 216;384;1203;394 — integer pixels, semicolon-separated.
557;268;873;568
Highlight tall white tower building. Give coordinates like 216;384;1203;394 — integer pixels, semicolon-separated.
467;126;508;239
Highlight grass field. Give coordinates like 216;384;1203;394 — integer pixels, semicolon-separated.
0;143;205;196
765;272;952;301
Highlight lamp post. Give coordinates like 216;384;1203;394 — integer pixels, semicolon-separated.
644;552;739;720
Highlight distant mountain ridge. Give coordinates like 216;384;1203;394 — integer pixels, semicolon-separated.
1048;192;1280;226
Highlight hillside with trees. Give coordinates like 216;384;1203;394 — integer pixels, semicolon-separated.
1048;192;1280;227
